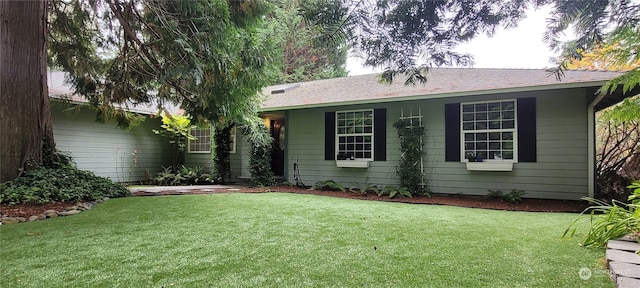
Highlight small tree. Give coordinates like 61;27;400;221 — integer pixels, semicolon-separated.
152;111;196;172
212;122;233;184
243;118;276;187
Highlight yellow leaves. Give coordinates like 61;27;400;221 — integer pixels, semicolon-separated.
566;44;640;71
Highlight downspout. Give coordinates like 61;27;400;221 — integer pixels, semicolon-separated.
587;91;607;198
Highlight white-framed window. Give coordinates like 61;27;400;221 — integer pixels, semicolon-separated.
461;100;517;162
188;127;212;153
229;126;237;154
336;109;374;160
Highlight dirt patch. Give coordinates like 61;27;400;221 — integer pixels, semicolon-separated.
1;186;589;218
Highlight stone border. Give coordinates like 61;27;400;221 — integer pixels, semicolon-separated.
0;198;109;225
607;235;640;288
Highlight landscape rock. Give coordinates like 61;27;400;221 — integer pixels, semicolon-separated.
43;210;57;215
1;217;22;224
45;212;58;218
28;215;39;222
37;214;46;220
58;210;81;216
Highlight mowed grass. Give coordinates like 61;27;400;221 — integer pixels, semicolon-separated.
1;193;612;287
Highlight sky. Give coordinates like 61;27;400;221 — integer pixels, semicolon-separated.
346;5;557;76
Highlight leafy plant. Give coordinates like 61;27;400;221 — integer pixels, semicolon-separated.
393;118;428;196
312;180;346;192
563;180;640;248
0;167;129;205
349;183;380;195
379;185;412;199
152;166;212;186
486;189;527;204
152;111;197;171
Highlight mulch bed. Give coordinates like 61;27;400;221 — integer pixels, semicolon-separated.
1;185;590;218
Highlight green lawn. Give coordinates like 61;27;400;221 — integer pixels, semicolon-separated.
1;193;612;287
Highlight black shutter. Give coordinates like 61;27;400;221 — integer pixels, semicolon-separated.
324;112;336;160
517;98;537;162
373;109;386;161
444;103;461;162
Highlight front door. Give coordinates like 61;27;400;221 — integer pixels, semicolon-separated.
270;119;285;177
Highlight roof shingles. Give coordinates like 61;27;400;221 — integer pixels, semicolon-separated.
260;68;623;110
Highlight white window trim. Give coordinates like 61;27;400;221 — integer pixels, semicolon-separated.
188;126;212;154
335;109;374;161
459;99;518;163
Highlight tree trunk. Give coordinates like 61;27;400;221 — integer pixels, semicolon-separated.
0;1;55;182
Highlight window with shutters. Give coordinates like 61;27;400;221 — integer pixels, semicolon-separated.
336;109;374;160
461;100;517;162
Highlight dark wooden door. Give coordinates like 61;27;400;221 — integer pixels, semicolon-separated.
270;120;285;176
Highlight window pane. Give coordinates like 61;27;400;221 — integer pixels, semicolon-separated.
503;120;515;129
462;104;474;112
502;111;514;119
463;123;474;130
465;133;474;141
364;136;372;142
475;122;487;130
502;132;513;140
465;142;475;150
463;113;474;121
489;132;500;140
475;133;487;141
489;142;500;150
477;142;487;150
501;102;514;110
476;112;487;120
502;141;513;150
475;103;487;111
503;151;514;159
489;121;500;129
488;112;500;120
488;102;500;111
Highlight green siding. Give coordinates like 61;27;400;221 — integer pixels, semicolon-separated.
278;88;590;200
51;102;172;182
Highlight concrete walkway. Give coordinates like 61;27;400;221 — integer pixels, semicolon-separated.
606;235;640;288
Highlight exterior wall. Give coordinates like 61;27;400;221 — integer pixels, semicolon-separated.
281;88;590;200
51;102;172;183
184;127;244;182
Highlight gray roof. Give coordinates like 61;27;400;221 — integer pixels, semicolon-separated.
48;71;180;115
260;68;625;111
